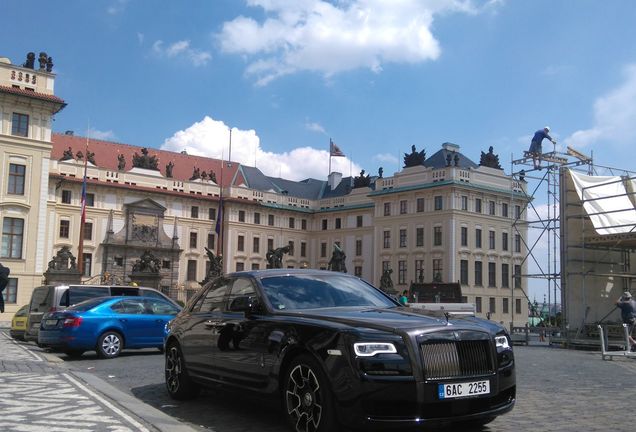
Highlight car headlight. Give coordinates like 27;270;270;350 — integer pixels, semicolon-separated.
353;342;397;357
495;335;510;350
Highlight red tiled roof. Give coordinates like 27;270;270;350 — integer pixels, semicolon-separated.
51;134;240;187
0;85;66;112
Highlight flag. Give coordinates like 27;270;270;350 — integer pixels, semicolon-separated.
330;139;345;157
215;199;223;236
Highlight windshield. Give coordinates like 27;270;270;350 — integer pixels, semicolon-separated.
259;274;397;311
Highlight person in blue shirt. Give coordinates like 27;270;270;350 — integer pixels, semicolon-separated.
616;291;636;351
399;290;409;306
528;127;556;169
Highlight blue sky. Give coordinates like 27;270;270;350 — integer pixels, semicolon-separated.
4;0;636;301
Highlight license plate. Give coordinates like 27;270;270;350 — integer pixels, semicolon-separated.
438;380;490;399
45;319;58;326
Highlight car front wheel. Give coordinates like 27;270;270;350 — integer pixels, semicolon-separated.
283;355;337;432
97;331;123;359
165;342;199;400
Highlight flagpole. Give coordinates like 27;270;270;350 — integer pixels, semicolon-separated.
77;128;89;276
328;138;332;175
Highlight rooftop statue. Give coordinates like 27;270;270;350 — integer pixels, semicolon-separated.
132;147;159;170
87;150;96;165
117;154;126;171
165;161;174;178
479;146;502;169
403;145;426;168
60;146;74;161
190;167;201;181
38;52;48;70
23;52;35;69
353;169;371;188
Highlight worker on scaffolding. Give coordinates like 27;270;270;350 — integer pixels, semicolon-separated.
528;126;556;170
616;291;636;351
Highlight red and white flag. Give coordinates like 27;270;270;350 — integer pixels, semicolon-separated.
330;139;345;157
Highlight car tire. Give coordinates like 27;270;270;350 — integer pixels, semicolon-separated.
65;350;84;358
97;331;123;359
283;355;338;432
165;342;200;400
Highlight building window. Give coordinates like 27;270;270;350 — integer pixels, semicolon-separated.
474;261;483;286
475;297;482;313
300;241;307;257
238;210;245;222
162;260;171;269
400;200;408;214
489;201;496;216
59;220;70;239
254;212;261;224
2;218;24;259
417;198;425;212
84;222;93;241
382;261;391;272
82;253;92;277
475;228;482;248
503;298;509;314
86;193;95;207
301;219;307;230
399;229;407;248
398;260;407;285
461;226;468;247
460;260;469;285
515;298;522;314
236;262;245;272
502;263;509;288
356;215;363;227
415;260;424;283
251;263;260;270
322;219;328;230
267;238;274;252
320;242;327;258
237;235;244;252
514;234;521;253
384;202;391;216
489;231;495;250
383;230;391;249
488;262;496;287
253;237;260;253
191;206;199;218
208;208;216;220
186;232;196;249
433;226;442;246
502;203;509;218
187;260;197;281
433;259;442;282
354;266;362;277
355;239;362;256
114;256;123;267
489;297;496;313
11;112;29;137
207;233;215;250
288;241;294;256
62;190;72;204
289;217;295;229
515;205;521;219
514;265;522;288
268;214;275;226
475;198;482;213
502;232;509;251
434;196;443;210
416;227;424;247
335;218;341;229
461;196;468;211
2;278;17;304
8;164;26;195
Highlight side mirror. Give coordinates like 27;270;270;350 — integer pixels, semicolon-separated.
229;295;259;314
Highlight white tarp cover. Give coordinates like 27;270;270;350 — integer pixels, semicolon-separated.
569;169;636;235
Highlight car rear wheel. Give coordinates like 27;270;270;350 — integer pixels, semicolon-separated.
165;342;200;400
97;331;123;359
283;355;337;432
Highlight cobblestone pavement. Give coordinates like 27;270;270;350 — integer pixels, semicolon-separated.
0;331;155;432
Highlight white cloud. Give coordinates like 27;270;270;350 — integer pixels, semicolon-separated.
88;128;116;141
152;40;212;67
373;153;399;165
137;32;145;45
107;0;129;15
305;121;326;134
565;64;636;149
218;0;500;85
161;116;362;181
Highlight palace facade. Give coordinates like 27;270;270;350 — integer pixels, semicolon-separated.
0;54;529;325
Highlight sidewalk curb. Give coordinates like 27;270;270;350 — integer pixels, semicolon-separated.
71;370;201;432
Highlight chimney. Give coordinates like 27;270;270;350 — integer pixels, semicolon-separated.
328;172;342;190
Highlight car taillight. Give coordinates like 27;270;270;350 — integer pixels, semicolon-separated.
63;317;83;327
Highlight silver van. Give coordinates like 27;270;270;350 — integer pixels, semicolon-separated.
25;285;178;342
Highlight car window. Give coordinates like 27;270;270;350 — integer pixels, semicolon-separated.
67;286;110;306
197;278;232;313
69;297;111;311
111;299;146;314
111;287;140;296
29;287;52;312
140;289;165;300
15;305;29;317
226;278;256;311
144;299;179;315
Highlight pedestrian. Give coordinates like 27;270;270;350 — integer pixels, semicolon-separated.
616;291;636;351
0;262;10;313
399;290;409;306
528;126;556;170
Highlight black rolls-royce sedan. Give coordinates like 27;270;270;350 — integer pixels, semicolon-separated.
164;270;515;431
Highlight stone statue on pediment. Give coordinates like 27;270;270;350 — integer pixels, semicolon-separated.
87;150;96;165
378;167;383;178
117;154;126;171
479;146;502;169
165;161;174;178
190;167;201;181
75;151;84;161
61;147;74;161
47;246;77;271
23;52;35;69
209;170;217;183
404;145;426;168
38;52;49;70
353;169;371;188
46;56;54;72
132;147;159;170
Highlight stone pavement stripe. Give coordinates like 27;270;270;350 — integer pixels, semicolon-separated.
0;331;44;361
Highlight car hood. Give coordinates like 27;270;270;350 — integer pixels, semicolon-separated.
279;307;499;335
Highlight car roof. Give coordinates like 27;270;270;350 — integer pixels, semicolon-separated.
226;269;356;278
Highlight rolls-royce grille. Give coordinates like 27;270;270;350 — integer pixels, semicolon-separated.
420;340;494;380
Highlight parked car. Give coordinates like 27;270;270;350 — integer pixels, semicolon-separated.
10;305;29;340
164;269;515;432
38;296;181;358
25;284;178;342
